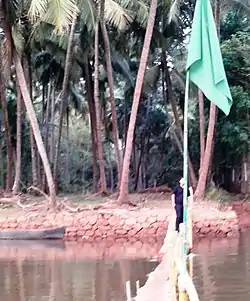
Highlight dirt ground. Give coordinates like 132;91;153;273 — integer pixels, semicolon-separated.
63;191;173;207
0;191;172;210
0;191;238;219
0;192;170;218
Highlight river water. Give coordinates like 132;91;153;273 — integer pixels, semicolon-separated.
0;232;250;301
193;231;250;301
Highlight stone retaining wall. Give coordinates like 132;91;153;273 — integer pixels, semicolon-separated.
232;202;250;230
0;239;163;260
193;218;239;238
0;206;240;240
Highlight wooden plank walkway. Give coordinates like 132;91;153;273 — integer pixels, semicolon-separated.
131;213;199;301
134;257;173;301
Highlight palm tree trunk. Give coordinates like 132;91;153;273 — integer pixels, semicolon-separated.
53;14;77;184
1;1;12;78
195;104;216;199
94;2;107;195
194;0;220;199
26;55;38;187
12;146;17;171
214;0;220;35
14;52;56;206
12;83;22;194
42;82;52;192
144;135;150;188
134;147;143;191
0;52;12;191
123;98;128;150
0;132;4;188
162;52;197;188
39;84;46;186
83;60;99;192
198;89;205;171
118;0;158;203
207;0;220;185
50;83;56;164
45;80;52;154
65;108;70;187
100;1;122;184
161;65;184;156
132;141;137;177
30;128;39;187
108;146;114;192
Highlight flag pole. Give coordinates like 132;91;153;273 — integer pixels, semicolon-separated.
183;70;190;262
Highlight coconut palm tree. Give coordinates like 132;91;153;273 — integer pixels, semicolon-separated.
1;0;57;205
77;0;146;193
118;0;158;203
53;14;77;185
192;0;250;198
28;0;143;194
28;0;79;33
0;48;12;191
12;83;23;194
100;0;122;185
93;0;108;194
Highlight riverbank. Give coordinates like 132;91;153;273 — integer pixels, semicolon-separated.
0;239;163;260
232;202;250;230
0;232;242;261
0;199;240;240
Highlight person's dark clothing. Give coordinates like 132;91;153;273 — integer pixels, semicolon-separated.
173;185;184;206
175;205;183;232
173;184;190;232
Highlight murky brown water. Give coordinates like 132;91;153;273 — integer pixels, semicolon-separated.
0;232;250;301
193;231;250;301
0;254;158;301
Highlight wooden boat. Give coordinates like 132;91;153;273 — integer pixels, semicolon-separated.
0;240;66;249
0;227;66;240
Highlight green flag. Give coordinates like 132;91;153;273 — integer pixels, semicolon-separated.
186;0;232;115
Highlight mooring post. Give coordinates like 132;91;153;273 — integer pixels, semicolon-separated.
178;274;188;301
125;281;132;301
188;190;194;253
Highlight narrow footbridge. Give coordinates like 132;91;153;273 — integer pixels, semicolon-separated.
127;212;199;301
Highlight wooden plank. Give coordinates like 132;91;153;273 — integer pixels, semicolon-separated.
134;210;199;301
0;227;66;240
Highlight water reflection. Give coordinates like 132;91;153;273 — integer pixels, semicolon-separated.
1;232;250;301
193;231;250;301
0;256;158;301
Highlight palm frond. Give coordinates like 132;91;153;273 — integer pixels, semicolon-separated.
69;84;84;110
44;41;66;59
170;68;185;90
227;0;250;9
1;40;12;83
28;0;79;32
8;0;23;21
225;0;250;17
111;52;134;86
135;0;149;27
142;65;161;93
114;87;125;99
105;0;134;31
28;0;48;22
70;60;83;82
78;0;97;31
12;23;26;54
28;21;53;48
50;32;70;50
168;0;182;23
34;52;53;69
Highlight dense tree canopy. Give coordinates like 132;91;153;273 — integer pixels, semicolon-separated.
0;0;249;203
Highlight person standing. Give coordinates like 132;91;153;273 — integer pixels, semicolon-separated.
171;178;192;232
